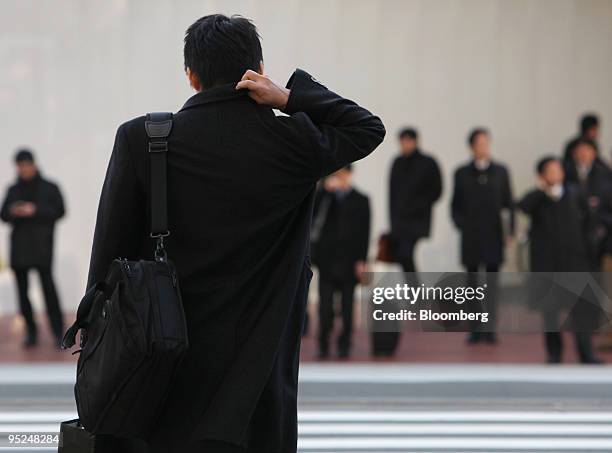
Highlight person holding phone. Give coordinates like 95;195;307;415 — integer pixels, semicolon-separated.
1;149;65;348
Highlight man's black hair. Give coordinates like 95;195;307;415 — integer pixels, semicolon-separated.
15;148;35;163
398;128;418;141
580;113;599;136
343;163;353;172
574;137;598;153
468;127;489;147
536;155;558;174
184;14;263;89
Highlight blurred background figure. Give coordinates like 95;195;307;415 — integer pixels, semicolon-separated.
564;138;612;271
0;149;65;348
451;128;514;345
311;165;370;359
518;156;602;364
563;113;601;164
389;128;442;273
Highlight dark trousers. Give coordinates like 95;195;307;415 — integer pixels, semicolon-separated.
397;238;418;273
543;309;596;363
466;263;499;334
318;276;355;353
13;267;64;339
544;332;595;363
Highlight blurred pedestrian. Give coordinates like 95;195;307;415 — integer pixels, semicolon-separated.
451;128;514;344
389;128;442;273
312;165;370;359
564;138;612;270
563;113;601;164
0;149;65;347
518;156;602;364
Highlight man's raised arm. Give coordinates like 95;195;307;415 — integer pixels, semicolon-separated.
237;68;386;178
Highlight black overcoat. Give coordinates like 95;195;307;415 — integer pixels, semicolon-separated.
86;69;385;452
451;161;514;267
564;160;612;260
518;187;590;272
389;149;442;241
311;187;370;282
518;187;591;312
0;173;65;269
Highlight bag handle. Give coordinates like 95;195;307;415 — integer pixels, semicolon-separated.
61;282;106;349
145;112;173;261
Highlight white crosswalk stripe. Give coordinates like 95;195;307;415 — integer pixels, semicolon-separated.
297;410;612;452
2;411;612;452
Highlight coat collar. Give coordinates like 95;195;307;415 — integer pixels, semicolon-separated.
180;83;249;111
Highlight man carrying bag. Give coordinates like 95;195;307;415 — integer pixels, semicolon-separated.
63;13;384;453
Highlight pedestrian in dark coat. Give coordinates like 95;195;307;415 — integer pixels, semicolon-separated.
311;165;370;358
0;149;65;347
518;156;601;364
562;113;601;164
451;128;514;344
564;138;612;268
88;15;385;453
389;128;442;272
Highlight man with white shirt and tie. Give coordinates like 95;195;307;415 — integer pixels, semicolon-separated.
451;128;515;344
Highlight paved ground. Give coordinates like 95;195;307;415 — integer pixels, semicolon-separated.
4;314;612;364
1;363;612;452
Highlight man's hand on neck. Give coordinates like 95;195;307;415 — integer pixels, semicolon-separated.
235;70;290;110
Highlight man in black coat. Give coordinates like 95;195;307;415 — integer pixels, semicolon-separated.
311;165;370;359
451;128;514;344
518;156;601;364
1;149;65;347
562;113;601;164
389;128;442;272
564;138;612;269
87;15;385;453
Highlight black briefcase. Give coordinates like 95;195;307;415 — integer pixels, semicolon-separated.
58;419;97;453
60;113;188;441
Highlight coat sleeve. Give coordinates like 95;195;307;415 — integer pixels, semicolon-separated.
283;69;386;178
0;186;16;223
430;159;443;204
86;124;146;289
358;196;371;261
34;184;65;222
389;158;399;230
517;189;547;216
503;168;516;235
451;169;464;230
408;158;443;212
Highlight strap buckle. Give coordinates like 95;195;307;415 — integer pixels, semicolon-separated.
149;141;168;153
151;232;170;262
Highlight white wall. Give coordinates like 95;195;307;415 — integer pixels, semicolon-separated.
1;0;611;313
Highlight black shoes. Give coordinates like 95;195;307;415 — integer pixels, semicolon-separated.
467;332;497;344
317;346;351;360
337;348;350;359
23;330;38;348
581;356;604;365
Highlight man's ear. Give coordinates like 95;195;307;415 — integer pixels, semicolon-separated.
186;67;202;92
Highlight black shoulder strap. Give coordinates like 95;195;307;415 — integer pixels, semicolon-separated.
145;113;173;257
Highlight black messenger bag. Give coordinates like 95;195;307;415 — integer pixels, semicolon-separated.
60;112;188;441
